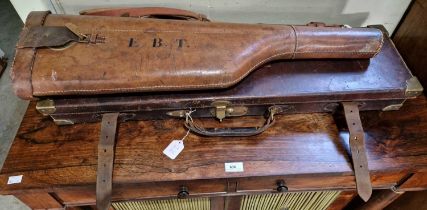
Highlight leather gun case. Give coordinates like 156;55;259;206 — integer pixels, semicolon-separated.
10;8;424;208
11;8;422;135
10;9;423;128
12;10;385;100
11;9;422;122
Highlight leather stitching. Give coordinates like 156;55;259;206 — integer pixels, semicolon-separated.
372;31;384;57
12;11;50;99
290;25;298;59
33;50;376;96
33;52;294;95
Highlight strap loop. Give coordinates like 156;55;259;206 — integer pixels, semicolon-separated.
97;113;119;210
342;102;372;202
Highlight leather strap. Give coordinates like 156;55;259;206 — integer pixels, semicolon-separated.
80;7;210;21
96;113;119;210
306;22;344;27
17;26;80;48
342;102;372;201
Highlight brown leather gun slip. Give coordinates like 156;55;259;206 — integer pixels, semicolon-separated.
9;7;424;210
12;10;384;100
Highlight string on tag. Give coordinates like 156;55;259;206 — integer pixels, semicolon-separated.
181;109;195;141
162;109;196;160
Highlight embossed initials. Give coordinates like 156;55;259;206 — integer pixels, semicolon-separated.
176;39;186;48
128;37;187;48
128;38;134;47
152;38;163;47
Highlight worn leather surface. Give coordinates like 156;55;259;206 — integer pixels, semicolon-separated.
12;11;383;99
80;7;210;21
10;11;51;100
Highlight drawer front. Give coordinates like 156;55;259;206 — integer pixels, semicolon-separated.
236;175;355;193
55;179;227;206
236;172;408;193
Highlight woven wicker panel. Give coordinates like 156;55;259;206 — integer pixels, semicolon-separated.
112;197;210;210
112;191;340;210
240;191;341;210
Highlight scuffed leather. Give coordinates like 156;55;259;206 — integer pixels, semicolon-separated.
10;11;51;100
12;12;383;99
80;7;210;21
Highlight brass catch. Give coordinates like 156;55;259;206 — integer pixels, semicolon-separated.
166;110;187;118
36;99;56;116
210;101;248;122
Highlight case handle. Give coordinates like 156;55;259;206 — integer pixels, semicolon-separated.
184;106;282;137
80;7;210;21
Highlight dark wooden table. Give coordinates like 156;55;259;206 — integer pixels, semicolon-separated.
1;96;427;210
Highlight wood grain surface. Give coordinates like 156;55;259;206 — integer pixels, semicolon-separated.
1;96;427;195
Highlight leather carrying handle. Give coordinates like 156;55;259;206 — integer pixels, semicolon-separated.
79;7;210;21
184;106;281;137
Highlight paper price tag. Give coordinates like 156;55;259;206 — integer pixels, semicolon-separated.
7;175;23;185
163;140;185;160
225;162;244;172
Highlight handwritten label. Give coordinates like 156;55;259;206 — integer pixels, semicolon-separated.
225;162;244;172
7;175;23;185
163;140;184;160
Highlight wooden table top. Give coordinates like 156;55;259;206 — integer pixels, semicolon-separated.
1;96;427;193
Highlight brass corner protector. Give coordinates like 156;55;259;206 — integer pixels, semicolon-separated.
36;99;56;116
406;77;423;98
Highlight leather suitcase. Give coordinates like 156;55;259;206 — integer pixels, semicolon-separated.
10;7;424;209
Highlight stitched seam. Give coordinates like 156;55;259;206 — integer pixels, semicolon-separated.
12;12;50;99
290;25;297;59
33;52;294;95
372;32;384;57
12;11;50;75
33;50;377;95
86;29;266;34
29;12;50;99
294;51;375;54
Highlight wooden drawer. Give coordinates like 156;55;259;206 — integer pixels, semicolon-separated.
236;175;355;193
55;179;228;206
236;172;408;193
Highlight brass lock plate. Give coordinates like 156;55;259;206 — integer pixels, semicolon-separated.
210;101;248;121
